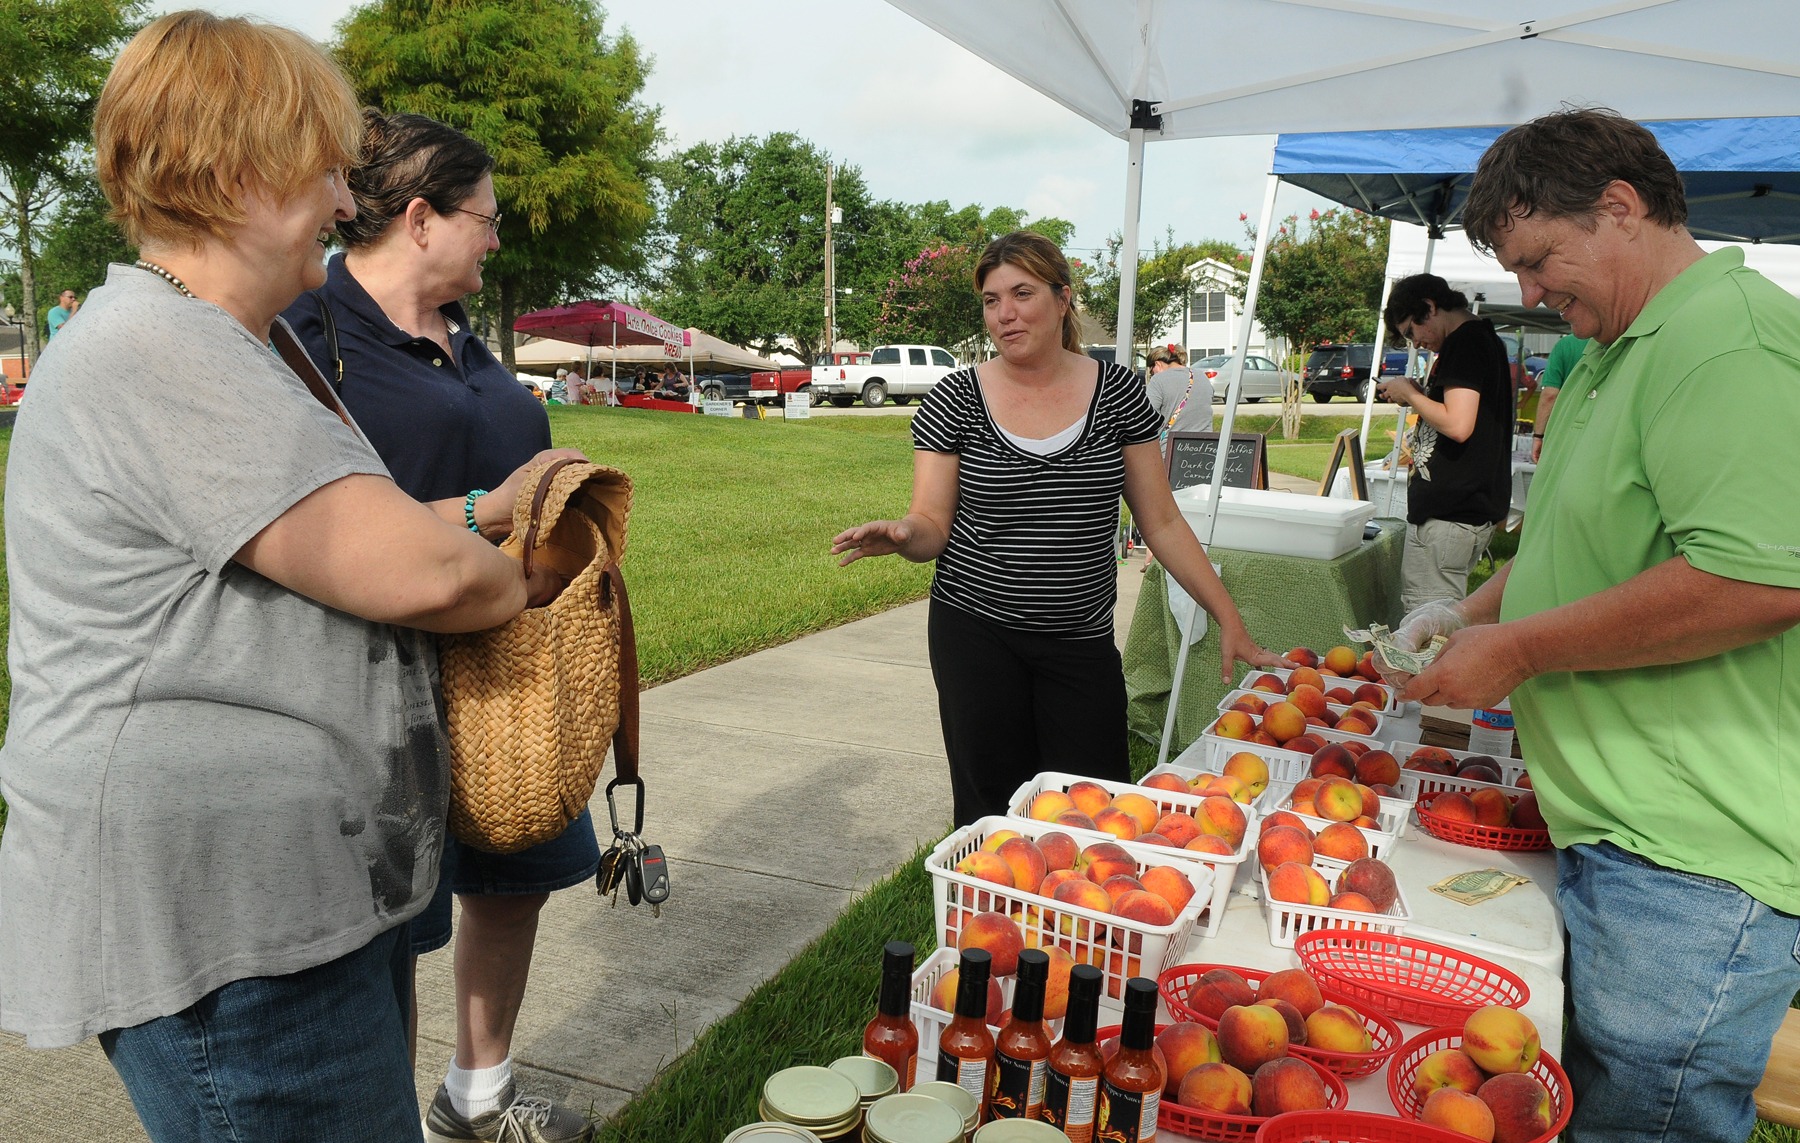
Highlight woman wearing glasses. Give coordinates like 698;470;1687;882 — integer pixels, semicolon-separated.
284;110;595;1143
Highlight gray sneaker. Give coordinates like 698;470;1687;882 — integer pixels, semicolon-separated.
424;1082;595;1143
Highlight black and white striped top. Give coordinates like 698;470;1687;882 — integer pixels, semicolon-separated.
912;362;1162;639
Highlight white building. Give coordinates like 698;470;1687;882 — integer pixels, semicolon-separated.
1153;257;1271;361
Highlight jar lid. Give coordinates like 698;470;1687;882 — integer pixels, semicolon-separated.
759;1099;862;1137
829;1055;899;1099
761;1067;861;1126
909;1080;979;1124
972;1120;1070;1142
722;1124;824;1143
862;1093;966;1143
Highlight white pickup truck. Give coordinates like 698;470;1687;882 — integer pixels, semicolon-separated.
810;344;959;407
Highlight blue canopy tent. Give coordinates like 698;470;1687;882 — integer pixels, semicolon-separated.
1267;116;1800;455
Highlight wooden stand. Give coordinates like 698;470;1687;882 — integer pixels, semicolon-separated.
1317;427;1369;499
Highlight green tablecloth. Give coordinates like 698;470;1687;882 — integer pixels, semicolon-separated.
1124;523;1406;751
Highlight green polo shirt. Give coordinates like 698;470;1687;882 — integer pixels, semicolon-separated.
1502;247;1800;913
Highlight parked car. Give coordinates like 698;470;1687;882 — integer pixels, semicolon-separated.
1191;353;1293;403
748;367;815;406
696;371;755;404
810;344;959;407
1303;343;1376;402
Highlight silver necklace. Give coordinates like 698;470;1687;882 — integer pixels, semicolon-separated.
134;259;195;298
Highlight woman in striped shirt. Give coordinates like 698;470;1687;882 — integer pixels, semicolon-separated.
834;232;1279;824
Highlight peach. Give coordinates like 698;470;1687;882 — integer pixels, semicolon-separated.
1151;811;1201;848
1422;1088;1496;1141
930;967;1004;1024
1156;1022;1223;1100
1029;789;1076;821
1283;647;1321;668
1291;777;1323;803
1325;686;1358;706
1251;672;1287;694
1229;693;1270;715
1195;774;1251;803
1140;865;1197;914
1309;743;1357;780
1140;772;1189;795
1313;821;1370;862
1111;792;1161;835
1314;776;1364;822
1356;649;1382;680
1251;1057;1329;1116
1289;797;1319;818
1076;841;1136;884
1256;824;1315;871
1468;788;1513;827
1258;968;1324;1017
1329;891;1377;912
979;829;1021;853
1353;681;1391;706
1405;754;1456;776
1260;810;1313;838
1054;809;1098;831
1461;1006;1540;1075
1411;1047;1486;1102
995;836;1047;895
1410;745;1457;767
1286;733;1327;756
1289;683;1329;718
1249;729;1282;747
1476;1073;1554;1143
1261;701;1307;743
1217;1003;1290;1073
1189;968;1256;1020
1336;857;1398;911
1037;945;1078;1020
1323;645;1358;675
1304;1004;1373;1054
1066;780;1112;819
1177;1062;1253;1115
1092;806;1140;841
955;850;1014;891
1036;830;1078;872
1196;797;1248;849
1342;740;1370;757
1511;792;1548;831
1185;834;1235;856
1354;749;1401;787
1354;782;1383;819
1457;758;1503;784
1287;666;1326;693
1113;888;1176;928
1336;713;1378;737
1306;713;1335;729
1255;997;1307;1044
1267;861;1331;905
1213;710;1256;739
1100;873;1146;906
1514;771;1533;790
1135;832;1176;848
958;911;1025;977
1431;792;1479;822
1051;877;1112;939
1222;751;1270;797
1038;868;1082;900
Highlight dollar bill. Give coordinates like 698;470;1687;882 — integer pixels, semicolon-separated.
1343;622;1449;675
1430;868;1532;906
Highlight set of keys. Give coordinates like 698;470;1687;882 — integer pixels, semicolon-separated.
597;775;669;917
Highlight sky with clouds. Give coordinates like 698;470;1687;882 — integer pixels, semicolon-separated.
156;0;1341;258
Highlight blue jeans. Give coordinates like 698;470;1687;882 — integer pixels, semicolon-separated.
100;925;420;1143
1558;841;1800;1143
409;807;601;954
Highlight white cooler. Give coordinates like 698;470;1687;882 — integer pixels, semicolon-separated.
1329;463;1410;520
1175;484;1379;560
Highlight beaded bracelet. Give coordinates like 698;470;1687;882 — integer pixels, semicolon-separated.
464;489;488;533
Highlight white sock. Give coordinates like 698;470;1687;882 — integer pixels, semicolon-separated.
445;1056;513;1118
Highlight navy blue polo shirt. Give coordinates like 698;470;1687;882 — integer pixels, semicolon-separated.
282;254;551;502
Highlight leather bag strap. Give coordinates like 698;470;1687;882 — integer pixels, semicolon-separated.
518;458;581;579
603;564;639;782
270;319;357;433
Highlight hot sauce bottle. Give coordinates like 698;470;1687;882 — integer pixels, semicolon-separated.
936;947;996;1119
863;940;919;1091
991;949;1052;1120
1042;964;1104;1141
1097;977;1164;1142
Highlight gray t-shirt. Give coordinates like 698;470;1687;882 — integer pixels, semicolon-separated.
0;264;450;1048
1144;366;1210;441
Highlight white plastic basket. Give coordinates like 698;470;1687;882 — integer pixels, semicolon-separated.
1235;664;1399;713
1387;740;1530;802
1198;721;1385;784
910;945;1050;1072
1139;762;1279;816
926;816;1213;1006
1256;860;1412;949
1004;770;1214;834
1215;687;1388;739
1261;778;1411;841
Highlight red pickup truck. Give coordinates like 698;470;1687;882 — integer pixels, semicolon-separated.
749;352;870;406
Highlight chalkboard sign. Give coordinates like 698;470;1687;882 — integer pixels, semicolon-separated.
1166;431;1269;491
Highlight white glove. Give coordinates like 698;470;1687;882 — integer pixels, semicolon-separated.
1376;599;1470;686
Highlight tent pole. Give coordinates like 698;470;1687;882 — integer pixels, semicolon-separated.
1114;125;1147;370
1202;166;1280;546
1384;235;1437;517
1359;275;1396;457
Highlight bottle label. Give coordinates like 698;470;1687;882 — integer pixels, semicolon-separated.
866;1046;917;1091
1472;706;1515;732
1044;1071;1098;1141
991;1050;1047;1119
1098;1079;1159;1141
936;1053;989;1103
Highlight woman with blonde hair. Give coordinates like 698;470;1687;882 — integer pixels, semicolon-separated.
0;12;560;1139
835;232;1281;824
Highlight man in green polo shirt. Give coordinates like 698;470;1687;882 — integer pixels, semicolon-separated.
1528;333;1588;461
1384;109;1800;1143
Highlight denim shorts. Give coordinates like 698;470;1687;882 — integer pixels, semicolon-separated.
101;925;417;1143
1557;840;1800;1143
410;807;602;955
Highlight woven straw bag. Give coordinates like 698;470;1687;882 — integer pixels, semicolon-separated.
439;458;637;854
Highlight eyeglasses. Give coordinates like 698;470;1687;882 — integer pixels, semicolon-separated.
450;207;504;234
1395;321;1419;345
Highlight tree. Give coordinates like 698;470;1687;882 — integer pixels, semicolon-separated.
0;0;145;357
336;0;658;364
1238;207;1388;437
1077;229;1246;362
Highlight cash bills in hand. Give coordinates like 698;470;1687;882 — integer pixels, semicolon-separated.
1343;623;1449;675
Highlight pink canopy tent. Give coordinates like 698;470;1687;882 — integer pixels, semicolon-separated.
512;300;685;389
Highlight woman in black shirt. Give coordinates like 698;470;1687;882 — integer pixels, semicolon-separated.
1376;274;1513;613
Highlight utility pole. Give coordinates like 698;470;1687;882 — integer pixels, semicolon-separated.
823;162;835;359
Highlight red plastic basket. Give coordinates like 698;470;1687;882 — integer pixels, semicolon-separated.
1292;930;1529;1027
1158;963;1402;1079
1099;1023;1349;1143
1254;1109;1481;1142
1387;1027;1573;1143
1414;790;1551;852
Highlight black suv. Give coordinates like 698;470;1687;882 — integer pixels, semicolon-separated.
1303;343;1411;402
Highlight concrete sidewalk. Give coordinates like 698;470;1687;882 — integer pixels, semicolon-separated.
1;570;1149;1140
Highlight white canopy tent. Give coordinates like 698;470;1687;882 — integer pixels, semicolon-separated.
513;328;777;373
884;0;1800;541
